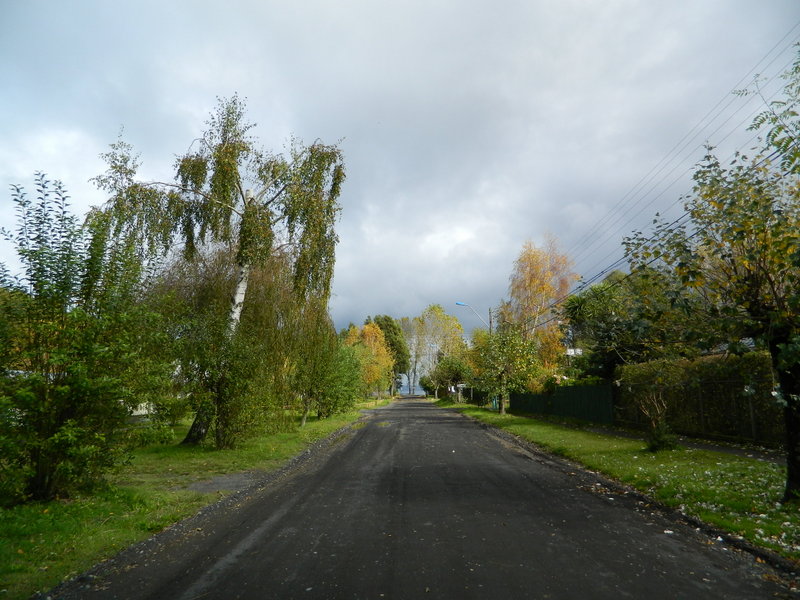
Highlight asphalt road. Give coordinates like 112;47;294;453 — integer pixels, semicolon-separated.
53;399;794;599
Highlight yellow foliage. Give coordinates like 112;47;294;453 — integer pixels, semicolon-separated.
344;323;394;396
508;233;577;332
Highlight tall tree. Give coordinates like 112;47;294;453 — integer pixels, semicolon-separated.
153;246;302;446
93;95;345;445
508;234;576;333
399;315;426;395
418;304;466;376
344;323;394;398
626;50;800;500
508;234;577;369
367;315;410;395
293;301;359;426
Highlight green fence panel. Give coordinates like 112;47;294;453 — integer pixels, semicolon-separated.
510;384;614;425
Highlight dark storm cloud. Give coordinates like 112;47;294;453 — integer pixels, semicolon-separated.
1;0;798;333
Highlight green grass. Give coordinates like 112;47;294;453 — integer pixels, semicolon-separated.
0;406;374;599
441;401;800;564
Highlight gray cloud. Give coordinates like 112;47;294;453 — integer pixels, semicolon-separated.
1;0;798;334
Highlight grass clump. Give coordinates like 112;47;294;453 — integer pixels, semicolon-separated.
447;403;800;563
0;484;212;599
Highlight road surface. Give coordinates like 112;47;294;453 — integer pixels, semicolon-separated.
52;399;794;599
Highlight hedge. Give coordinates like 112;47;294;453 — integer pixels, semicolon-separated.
615;352;784;447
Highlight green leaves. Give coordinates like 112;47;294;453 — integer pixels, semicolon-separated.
95;97;345;311
470;322;541;412
176;154;208;193
745;48;800;174
3;175;84;310
429;355;472;392
1;177;174;503
619;47;800;500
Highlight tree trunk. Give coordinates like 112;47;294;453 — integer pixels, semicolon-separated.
228;261;251;335
183;258;251;447
769;333;800;503
181;403;214;445
499;391;508;415
27;448;55;502
498;373;508;414
779;367;800;502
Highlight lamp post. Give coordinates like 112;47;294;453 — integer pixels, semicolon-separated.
455;301;492;332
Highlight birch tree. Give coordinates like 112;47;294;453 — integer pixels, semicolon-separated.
507;235;576;371
399;315;426;394
94;95;345;445
508;234;576;335
418;304;466;375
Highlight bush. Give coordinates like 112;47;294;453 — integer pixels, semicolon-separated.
419;375;435;396
123;420;176;448
149;395;191;427
616;352;782;446
0;176;173;503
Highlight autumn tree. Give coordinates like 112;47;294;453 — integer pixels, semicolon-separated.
93;95;345;446
508;234;577;368
366;315;410;396
344;323;394;397
626;50;800;500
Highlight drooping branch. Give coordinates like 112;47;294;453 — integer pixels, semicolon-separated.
141;180;244;216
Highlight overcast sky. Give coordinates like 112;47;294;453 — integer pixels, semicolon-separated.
1;1;799;333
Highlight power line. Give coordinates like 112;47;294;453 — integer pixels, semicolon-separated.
491;26;800;337
521;144;789;335
567;51;796;271
564;25;800;271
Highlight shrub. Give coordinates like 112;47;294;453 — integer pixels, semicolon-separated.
419;375;435;396
0;175;172;504
615;352;782;446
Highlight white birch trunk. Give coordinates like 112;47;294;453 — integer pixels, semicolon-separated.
227;188;254;337
228;261;251;336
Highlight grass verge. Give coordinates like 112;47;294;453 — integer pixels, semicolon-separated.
438;400;800;565
0;403;380;599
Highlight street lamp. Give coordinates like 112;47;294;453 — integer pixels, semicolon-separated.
455;301;492;332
